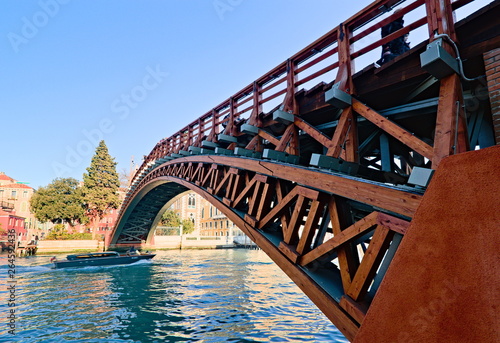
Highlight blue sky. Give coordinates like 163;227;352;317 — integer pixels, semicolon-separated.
0;0;490;189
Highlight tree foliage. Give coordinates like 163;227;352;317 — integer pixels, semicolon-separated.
181;219;195;234
81;140;120;229
158;210;194;234
45;224;92;240
30;178;86;225
160;210;181;227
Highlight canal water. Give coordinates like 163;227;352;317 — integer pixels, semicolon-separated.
1;249;347;342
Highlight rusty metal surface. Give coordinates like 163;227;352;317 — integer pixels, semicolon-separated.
354;145;500;343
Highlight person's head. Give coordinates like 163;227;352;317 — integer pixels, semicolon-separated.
393;8;404;23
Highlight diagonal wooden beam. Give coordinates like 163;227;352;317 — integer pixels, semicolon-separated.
296;198;325;255
327;107;354;157
376;212;411;235
254;179;275;221
329;197;357;291
258;186;299;230
294;116;333;149
346;225;394;301
299;212;378;266
283;195;307;244
257;129;281;147
213;167;233;195
352;99;434;159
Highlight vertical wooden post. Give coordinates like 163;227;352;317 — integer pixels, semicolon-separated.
425;0;456;41
425;0;469;167
283;59;299;114
279;59;300;155
248;81;262;127
330;23;358;162
208;109;219;142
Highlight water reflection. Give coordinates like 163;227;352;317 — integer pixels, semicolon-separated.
0;250;347;342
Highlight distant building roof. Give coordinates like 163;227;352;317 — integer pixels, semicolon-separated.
0;172;15;182
0;208;24;219
0;183;34;190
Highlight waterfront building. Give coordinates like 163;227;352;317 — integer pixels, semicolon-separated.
0;204;26;240
167;191;245;238
169;192;203;234
0;172;50;237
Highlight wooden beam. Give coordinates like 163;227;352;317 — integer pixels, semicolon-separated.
294;116;333;149
329;198;357;291
432;73;469;168
327;107;353;157
300;212;379;266
162;156;423;218
257;129;281;147
352;99;434;159
296;199;324;255
376;212;411;235
284;195;307;244
346;225;394;301
339;295;368;324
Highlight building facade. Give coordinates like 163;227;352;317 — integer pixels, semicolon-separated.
167;191;245;238
0;172;48;237
0;206;27;240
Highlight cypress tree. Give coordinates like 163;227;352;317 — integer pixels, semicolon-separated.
82;140;120;237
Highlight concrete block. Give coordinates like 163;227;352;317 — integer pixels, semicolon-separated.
234;147;262;159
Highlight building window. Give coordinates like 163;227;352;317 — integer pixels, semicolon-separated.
215;222;217;229
23;191;28;198
188;194;196;208
210;206;213;217
11;190;17;199
0;190;3;198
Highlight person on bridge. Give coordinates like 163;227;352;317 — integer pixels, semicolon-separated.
376;9;410;66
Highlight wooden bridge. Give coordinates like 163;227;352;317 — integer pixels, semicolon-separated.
110;0;500;341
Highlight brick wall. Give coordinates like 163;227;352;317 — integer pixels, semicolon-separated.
484;48;500;144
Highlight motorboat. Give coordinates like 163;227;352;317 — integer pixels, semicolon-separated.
50;251;155;269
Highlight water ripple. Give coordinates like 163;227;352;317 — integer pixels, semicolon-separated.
1;249;345;342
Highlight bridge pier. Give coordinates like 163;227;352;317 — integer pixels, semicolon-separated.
353;145;499;343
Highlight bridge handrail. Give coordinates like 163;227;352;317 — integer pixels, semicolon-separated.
130;0;478;188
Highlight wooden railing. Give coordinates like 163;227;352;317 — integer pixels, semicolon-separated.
130;0;480;186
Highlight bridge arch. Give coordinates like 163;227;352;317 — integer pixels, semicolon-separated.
110;155;421;340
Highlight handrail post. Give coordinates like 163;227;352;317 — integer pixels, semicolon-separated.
329;23;358;162
283;58;298;114
248;81;262;127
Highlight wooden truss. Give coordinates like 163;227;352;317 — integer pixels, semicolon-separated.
112;155;421;340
